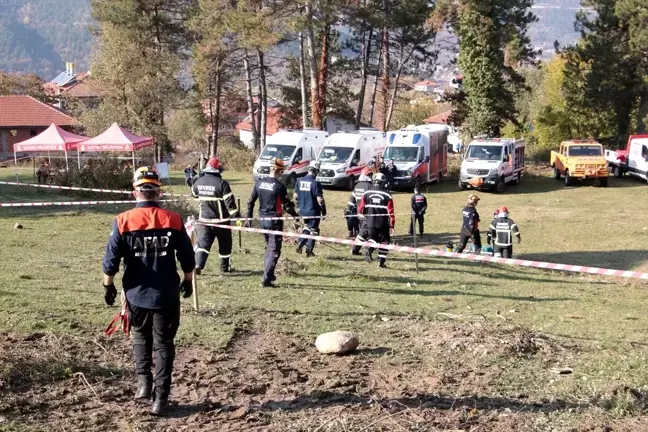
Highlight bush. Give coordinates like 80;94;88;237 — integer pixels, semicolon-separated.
216;137;257;172
53;157;133;198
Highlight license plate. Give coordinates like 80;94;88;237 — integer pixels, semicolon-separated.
320;178;332;183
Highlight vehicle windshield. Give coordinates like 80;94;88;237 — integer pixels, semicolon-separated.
466;145;503;161
259;145;296;162
568;145;602;157
318;146;354;163
383;146;419;162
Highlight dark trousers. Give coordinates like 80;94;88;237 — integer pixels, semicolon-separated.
297;218;320;253
195;224;232;270
409;214;424;235
128;301;180;399
456;229;482;253
261;220;283;283
352;221;369;254
494;245;513;258
346;214;359;237
367;227;390;262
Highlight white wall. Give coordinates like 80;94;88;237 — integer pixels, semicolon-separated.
238;130;255;149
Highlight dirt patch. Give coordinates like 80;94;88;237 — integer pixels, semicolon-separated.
0;321;635;431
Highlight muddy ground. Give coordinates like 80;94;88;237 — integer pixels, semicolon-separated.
0;317;646;432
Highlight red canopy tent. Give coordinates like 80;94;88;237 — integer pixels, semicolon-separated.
78;123;154;168
13;123;87;170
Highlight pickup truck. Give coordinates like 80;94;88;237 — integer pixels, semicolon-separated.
605;135;648;183
550;140;608;187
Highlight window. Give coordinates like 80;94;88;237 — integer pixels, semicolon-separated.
293;148;303;164
642;146;647;158
30;130;37;137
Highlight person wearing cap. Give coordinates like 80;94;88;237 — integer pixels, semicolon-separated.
246;158;300;287
102;166;195;416
191;157;240;274
487;206;521;258
295;162;326;257
358;172;395;268
409;187;427;236
455;194;482;254
348;167;373;252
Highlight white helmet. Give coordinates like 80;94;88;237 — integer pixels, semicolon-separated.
308;161;321;174
373;172;387;187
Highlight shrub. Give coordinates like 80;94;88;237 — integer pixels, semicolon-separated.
53;157;133;198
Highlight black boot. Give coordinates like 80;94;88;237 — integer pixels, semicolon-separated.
151;389;169;416
220;257;232;273
378;259;387;268
134;375;152;400
194;266;202;276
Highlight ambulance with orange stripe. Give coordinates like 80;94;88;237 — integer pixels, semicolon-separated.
315;128;386;189
253;129;328;187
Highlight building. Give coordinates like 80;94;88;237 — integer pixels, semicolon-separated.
44;62;100;109
424;110;452;125
414;80;441;93
0;95;77;160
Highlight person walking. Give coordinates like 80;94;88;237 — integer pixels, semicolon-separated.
246;158;299;287
184;165;197;187
102;166;195;416
487;206;521;258
295;162;326;257
348;167;373;255
455;194;481;254
191;157;239;274
408;187;427;236
358;173;395;268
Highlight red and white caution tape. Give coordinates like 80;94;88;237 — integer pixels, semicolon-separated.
194;220;648;281
0;181;192;198
0;199;179;207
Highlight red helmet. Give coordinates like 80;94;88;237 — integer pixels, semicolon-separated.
499;206;509;213
361;166;373;176
203;157;221;173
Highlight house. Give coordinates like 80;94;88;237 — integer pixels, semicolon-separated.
414;80;441;93
424;110;452;125
0;95;77;160
44;62;100;109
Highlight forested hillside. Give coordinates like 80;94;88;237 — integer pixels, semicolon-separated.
0;0;92;79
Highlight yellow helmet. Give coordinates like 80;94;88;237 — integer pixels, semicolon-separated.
133;166;162;189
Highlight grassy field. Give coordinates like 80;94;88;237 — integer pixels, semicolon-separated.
1;165;648;431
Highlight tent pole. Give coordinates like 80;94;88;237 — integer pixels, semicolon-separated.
33;155;36;180
77;150;81;170
132;150;135;169
14;150;18;183
65;150;69;171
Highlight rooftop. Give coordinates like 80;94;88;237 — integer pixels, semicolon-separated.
0;95;77;128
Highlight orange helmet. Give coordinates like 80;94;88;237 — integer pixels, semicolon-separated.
270;157;285;171
133;166;162;189
361;166;373;177
204;157;221;173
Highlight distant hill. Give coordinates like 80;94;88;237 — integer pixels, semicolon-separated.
0;0;583;80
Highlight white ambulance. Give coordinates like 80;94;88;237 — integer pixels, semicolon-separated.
252;129;328;186
315;128;386;189
458;138;525;193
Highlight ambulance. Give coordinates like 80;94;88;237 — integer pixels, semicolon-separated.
315;128;386;189
252;129;328;186
383;125;449;189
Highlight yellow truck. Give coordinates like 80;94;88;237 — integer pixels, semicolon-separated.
550;140;608;187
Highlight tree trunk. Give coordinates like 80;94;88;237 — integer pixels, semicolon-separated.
379;1;390;132
305;2;319;129
258;50;267;150
385;45;410;130
243;51;259;151
368;47;382;127
355;28;373;129
207;79;215;157
313;24;330;130
212;69;222;156
298;32;309;128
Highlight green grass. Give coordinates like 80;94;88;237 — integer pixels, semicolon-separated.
2;166;648;428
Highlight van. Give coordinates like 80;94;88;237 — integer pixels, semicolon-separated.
458;138;525;193
252;129;328;186
315;128;386;189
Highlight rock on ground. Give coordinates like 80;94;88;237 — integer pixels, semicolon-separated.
315;331;359;354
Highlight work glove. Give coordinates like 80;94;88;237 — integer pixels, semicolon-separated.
180;279;193;299
517;236;521;244
103;283;117;306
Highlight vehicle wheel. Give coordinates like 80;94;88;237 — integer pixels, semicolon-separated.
347;175;355;190
458;179;466;190
613;165;622;178
495;177;505;193
564;170;572;186
553;167;561;180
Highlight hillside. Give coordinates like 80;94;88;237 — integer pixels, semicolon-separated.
0;0;582;80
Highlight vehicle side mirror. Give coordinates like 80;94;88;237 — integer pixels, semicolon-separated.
425;155;430;163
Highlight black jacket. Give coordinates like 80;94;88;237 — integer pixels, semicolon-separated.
411;193;427;215
102;202;195;309
358;185;395;230
487;217;521;247
191;172;237;220
461;205;480;234
247;177;298;217
345;179;372;215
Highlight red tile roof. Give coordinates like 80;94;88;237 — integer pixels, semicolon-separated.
415;80;440;87
236;107;300;135
0;95;77;128
424;109;452;124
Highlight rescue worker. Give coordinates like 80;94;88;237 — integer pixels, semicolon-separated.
184;165;196;187
36;161;50;186
386;159;396;190
358;173;395;268
295;162;326;257
246;158;299;287
102;166;195;416
487;206;521;258
455;194;482;254
409;187;427;236
191;157;239;274
349;167;373;255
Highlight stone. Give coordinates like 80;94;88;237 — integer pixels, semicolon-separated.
315;331;359;354
13;223;23;229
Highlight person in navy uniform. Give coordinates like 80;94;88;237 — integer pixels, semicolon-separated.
246;158;299;287
455;194;481;254
408;187;428;236
487;206;521;258
358;173;395;268
295;162;326;257
102;166;195;416
191;157;239;274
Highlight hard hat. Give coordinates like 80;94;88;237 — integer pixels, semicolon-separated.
499;206;509;213
361;166;373;177
133;166;162;189
308;161;321;173
270;157;285;171
203;157;222;173
373;172;387;185
467;194;480;204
